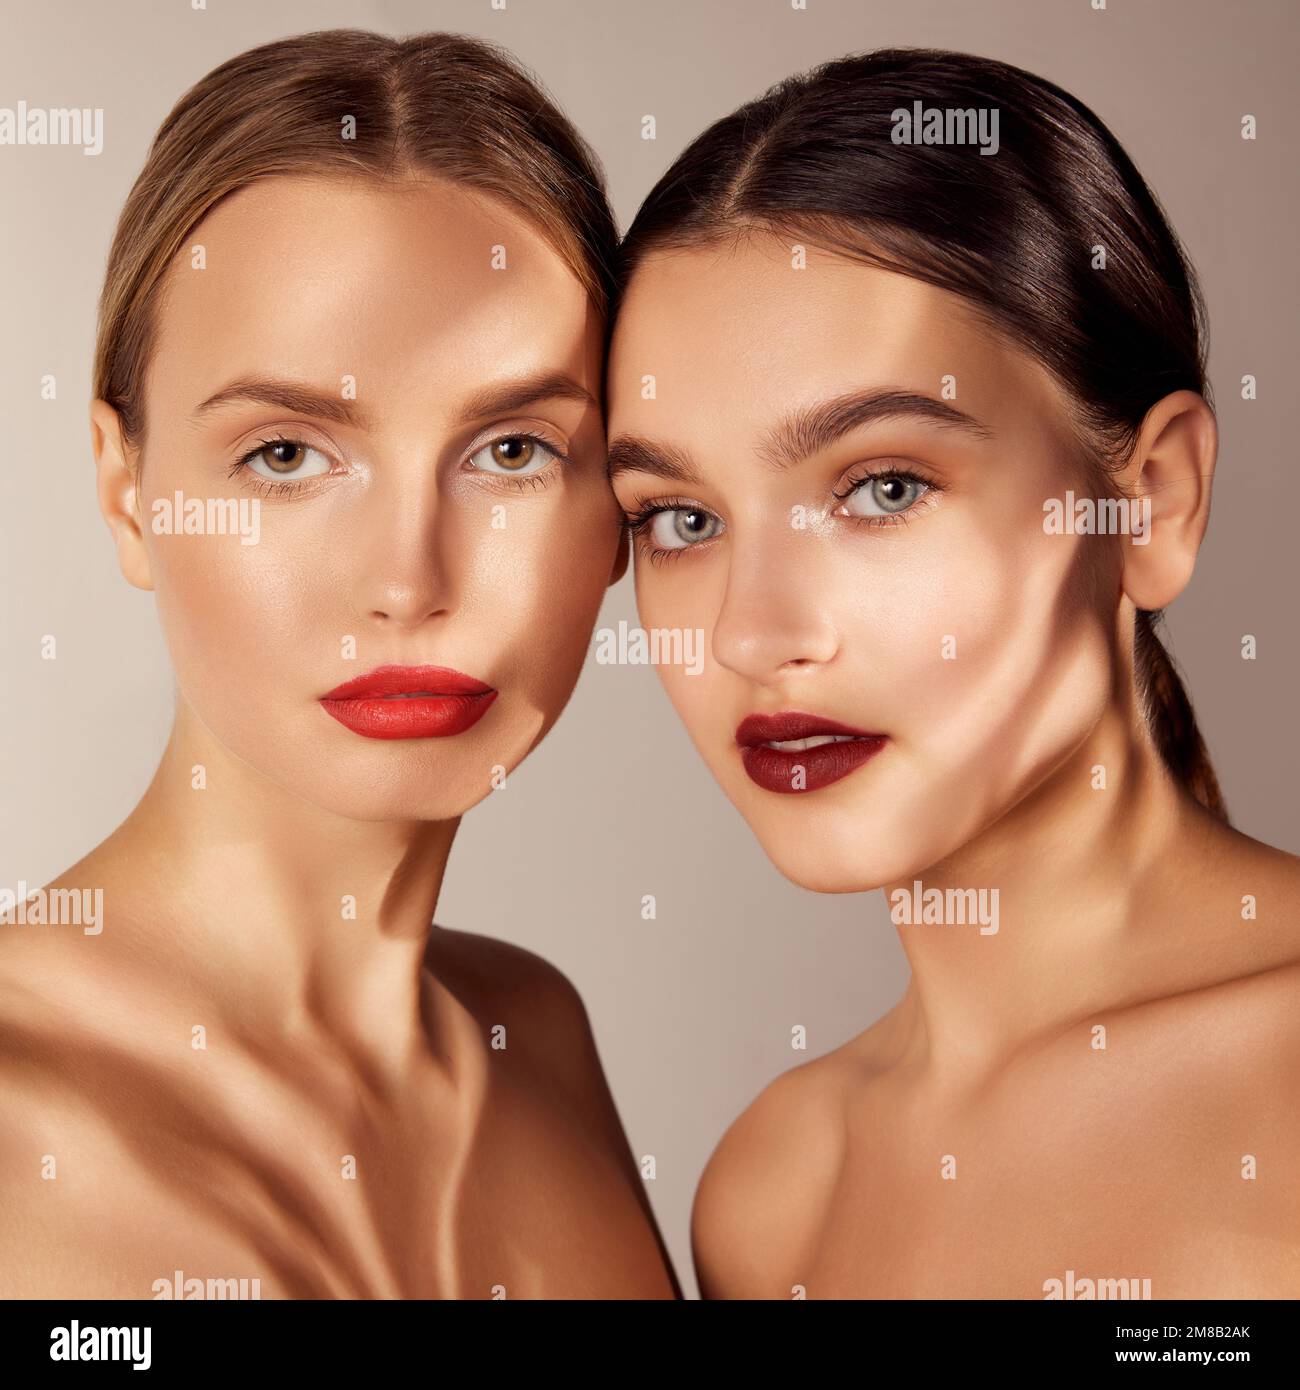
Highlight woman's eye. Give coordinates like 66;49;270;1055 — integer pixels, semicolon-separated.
467;435;559;476
648;507;725;550
840;474;930;518
243;440;331;481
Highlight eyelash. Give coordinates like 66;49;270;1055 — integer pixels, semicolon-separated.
622;494;704;568
227;434;325;497
832;464;942;525
227;429;571;497
623;465;944;564
464;431;572;493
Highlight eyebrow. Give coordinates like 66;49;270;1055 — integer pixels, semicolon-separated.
193;378;371;429
459;371;598;421
607;388;992;484
193;370;597;431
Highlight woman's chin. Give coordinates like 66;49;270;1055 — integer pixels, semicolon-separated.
745;807;968;896
205;744;502;824
270;778;495;825
754;831;899;896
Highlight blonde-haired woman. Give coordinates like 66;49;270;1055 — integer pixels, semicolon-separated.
0;30;676;1300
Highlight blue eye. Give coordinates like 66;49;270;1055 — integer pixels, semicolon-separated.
839;474;930;518
648;506;725;550
467;434;561;476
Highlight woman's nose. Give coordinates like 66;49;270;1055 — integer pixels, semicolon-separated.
351;462;457;630
709;528;840;684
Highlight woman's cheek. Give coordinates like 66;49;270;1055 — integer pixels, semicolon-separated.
637;560;719;685
469;484;620;715
147;524;320;727
879;528;1113;821
813;534;983;735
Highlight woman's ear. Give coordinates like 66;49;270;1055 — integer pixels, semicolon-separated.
608;526;630;587
1117;389;1216;612
90;399;153;591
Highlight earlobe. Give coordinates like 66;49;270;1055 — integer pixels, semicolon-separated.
90;399;154;592
608;526;630;587
1118;390;1217;612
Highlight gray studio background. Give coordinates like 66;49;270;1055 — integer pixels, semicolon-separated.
1;0;1295;1297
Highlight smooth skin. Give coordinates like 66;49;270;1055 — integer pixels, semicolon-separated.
0;176;676;1299
607;231;1300;1299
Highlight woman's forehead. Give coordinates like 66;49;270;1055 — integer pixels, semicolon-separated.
609;239;1067;436
144;175;596;419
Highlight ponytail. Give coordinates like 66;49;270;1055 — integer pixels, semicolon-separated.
1133;610;1228;821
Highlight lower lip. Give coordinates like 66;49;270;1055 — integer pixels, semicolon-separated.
320;691;497;740
740;736;887;794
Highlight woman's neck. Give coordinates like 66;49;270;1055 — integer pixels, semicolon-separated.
92;701;459;1080
882;698;1228;1083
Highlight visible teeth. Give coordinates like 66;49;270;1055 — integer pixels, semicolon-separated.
764;734;861;751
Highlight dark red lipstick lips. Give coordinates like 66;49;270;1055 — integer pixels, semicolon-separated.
735;712;887;794
320;665;497;740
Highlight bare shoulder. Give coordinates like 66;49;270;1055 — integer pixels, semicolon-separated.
1203;818;1300;930
426;924;593;1038
424;923;620;1110
427;922;580;992
692;1038;870;1299
0;992;159;1297
1161;820;1300;1108
1162;819;1300;1085
1200;953;1300;1132
1239;964;1300;1253
426;924;678;1294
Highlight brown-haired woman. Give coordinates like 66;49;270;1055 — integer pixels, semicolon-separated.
0;30;676;1299
607;48;1300;1298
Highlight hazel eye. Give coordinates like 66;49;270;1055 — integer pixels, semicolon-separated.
840;474;930;518
243;440;331;480
648;506;724;550
468;435;559;476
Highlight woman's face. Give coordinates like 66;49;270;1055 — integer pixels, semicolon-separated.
607;233;1120;892
114;175;621;821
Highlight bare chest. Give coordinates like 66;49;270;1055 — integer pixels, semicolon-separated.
793;1078;1284;1300
33;1061;666;1298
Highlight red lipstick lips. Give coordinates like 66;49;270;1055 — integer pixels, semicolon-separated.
735;712;887;794
320;665;497;740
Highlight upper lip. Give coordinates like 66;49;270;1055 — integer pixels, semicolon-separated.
321;665;495;700
735;711;885;746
